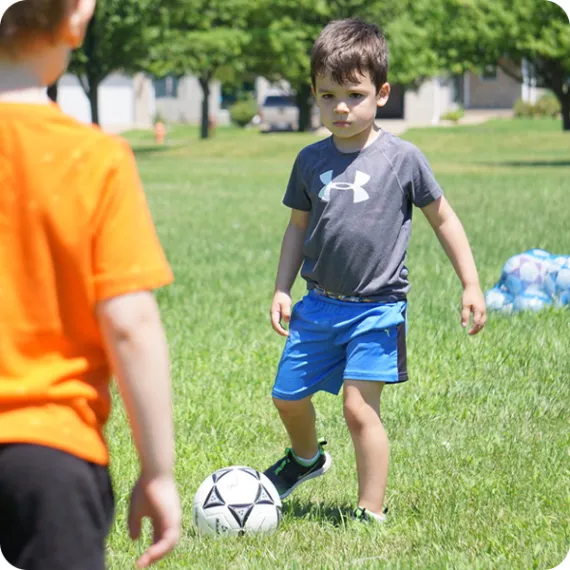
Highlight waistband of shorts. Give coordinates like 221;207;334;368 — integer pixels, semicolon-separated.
311;285;381;303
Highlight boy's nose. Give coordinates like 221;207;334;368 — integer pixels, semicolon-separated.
334;101;349;114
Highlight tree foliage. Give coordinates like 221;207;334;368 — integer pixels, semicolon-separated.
150;0;253;138
424;0;570;130
247;0;442;130
68;0;157;124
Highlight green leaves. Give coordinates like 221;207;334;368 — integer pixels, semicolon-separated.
427;0;570;129
69;0;157;83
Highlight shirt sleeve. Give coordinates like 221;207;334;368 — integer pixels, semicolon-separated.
283;153;311;211
408;146;443;208
90;140;173;301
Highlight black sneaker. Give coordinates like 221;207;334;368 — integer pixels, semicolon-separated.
352;506;387;524
264;439;332;499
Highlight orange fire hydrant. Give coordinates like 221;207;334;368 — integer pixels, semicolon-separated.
154;121;166;144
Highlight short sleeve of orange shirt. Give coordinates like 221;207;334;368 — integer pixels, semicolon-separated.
0;103;172;465
91;138;173;300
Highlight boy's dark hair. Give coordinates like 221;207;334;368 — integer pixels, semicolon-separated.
0;0;68;50
311;19;388;92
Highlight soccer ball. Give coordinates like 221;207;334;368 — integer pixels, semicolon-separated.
544;258;570;306
485;287;514;313
502;253;548;295
512;288;552;312
192;466;282;537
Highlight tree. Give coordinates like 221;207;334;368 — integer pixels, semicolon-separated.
47;83;58;103
150;0;252;139
68;0;158;124
248;0;440;131
423;0;570;131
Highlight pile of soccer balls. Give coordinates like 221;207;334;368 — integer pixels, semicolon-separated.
485;249;570;313
192;466;282;537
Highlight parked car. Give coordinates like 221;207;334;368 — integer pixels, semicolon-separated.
259;94;298;131
259;94;321;132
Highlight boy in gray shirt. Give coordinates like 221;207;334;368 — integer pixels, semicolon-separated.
263;18;487;523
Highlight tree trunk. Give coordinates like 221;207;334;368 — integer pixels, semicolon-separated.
87;77;100;125
561;93;570;132
296;83;313;132
199;75;211;140
47;82;58;102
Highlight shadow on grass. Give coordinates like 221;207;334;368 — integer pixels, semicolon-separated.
131;144;185;157
479;160;570;168
282;498;353;527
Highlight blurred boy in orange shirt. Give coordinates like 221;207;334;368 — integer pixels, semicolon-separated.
0;1;181;568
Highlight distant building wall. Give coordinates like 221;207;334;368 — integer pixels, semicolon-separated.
154;76;222;125
466;67;521;109
58;73;136;131
403;77;457;125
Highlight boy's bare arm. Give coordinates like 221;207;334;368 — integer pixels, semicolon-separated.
421;196;487;335
96;291;181;568
96;291;174;477
271;209;311;336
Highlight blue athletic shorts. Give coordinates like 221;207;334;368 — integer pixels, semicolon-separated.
272;290;408;401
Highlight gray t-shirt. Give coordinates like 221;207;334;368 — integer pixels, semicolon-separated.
283;131;443;301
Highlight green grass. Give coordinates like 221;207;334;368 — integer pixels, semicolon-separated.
106;118;570;569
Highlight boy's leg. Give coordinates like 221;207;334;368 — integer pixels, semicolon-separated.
343;380;388;515
265;396;332;499
0;443;115;570
273;395;318;458
266;293;344;498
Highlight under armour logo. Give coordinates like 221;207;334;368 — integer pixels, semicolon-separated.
546;0;570;21
0;0;26;26
318;170;370;203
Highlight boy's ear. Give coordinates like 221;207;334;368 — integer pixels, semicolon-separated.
62;0;95;48
376;82;391;108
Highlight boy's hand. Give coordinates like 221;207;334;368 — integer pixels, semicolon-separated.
461;284;487;335
128;474;181;568
270;291;292;336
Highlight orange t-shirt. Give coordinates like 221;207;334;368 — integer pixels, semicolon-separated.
0;103;173;465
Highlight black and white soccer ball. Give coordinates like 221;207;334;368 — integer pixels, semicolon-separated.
192;466;282;536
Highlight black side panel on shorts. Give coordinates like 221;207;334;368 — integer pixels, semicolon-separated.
397;318;408;381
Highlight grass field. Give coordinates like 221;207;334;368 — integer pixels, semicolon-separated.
106;119;570;570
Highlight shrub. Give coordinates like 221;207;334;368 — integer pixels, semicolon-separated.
230;97;258;127
514;95;561;119
534;94;561;118
153;111;167;125
440;106;465;123
513;99;536;118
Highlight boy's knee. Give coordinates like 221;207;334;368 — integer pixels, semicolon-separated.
273;397;309;416
343;398;376;433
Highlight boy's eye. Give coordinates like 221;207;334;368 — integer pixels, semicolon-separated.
321;94;333;100
349;93;363;99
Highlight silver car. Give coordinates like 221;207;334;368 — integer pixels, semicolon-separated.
259;95;298;131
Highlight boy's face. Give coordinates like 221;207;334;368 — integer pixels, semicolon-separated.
313;71;390;142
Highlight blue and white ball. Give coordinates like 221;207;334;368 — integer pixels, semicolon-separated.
485;287;514;313
487;251;570;313
513;288;552;312
502;253;548;295
545;259;570;306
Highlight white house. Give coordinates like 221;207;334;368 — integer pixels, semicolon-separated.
57;72;223;132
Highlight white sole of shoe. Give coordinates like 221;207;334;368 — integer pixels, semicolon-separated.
280;452;332;499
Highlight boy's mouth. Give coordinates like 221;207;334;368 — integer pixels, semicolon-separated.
333;121;351;127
